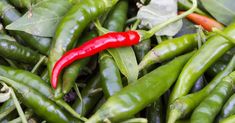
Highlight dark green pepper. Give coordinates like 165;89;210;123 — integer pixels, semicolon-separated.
168;55;235;123
219;94;235;120
87;51;195;123
0;39;41;64
190;72;235;123
146;99;164;123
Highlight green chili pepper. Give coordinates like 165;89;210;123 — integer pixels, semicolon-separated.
62;31;97;94
190;72;235;123
139;34;197;70
72;73;103;116
146;99;164;123
0;0;51;55
48;0;118;81
0;39;41;64
0;75;81;123
168;22;235;116
87;51;195;123
134;39;151;63
219;93;235;120
168;55;235;123
99;51;123;98
220;115;235;123
0;65;85;121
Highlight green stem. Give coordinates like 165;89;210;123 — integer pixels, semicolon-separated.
126;16;137;24
142;0;197;40
74;84;84;116
9;87;27;123
4;58;18;68
94;19;109;35
131;19;141;30
31;56;47;73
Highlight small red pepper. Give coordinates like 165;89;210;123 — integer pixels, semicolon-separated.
179;11;224;31
51;31;140;89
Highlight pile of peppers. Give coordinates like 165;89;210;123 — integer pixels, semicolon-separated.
0;0;235;123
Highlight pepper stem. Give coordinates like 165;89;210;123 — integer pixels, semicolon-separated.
141;0;197;40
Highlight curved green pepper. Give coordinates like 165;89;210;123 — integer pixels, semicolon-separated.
168;55;235;123
168;22;235;114
0;0;51;55
0;39;41;64
220;115;235;123
87;51;195;123
139;34;197;70
0;75;81;123
190;72;235;123
99;51;123;98
219;94;235;120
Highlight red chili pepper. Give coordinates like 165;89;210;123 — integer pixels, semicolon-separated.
51;30;140;89
179;11;224;31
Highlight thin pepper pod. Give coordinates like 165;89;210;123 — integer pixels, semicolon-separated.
168;55;235;123
0;99;15;121
0;39;42;64
0;0;51;55
139;34;197;70
72;73;103;116
41;69;49;83
190;72;235;123
219;94;235;120
168;22;235;115
0;65;84;120
0;75;81;123
87;51;195;123
51;31;140;89
99;51;123;98
48;0;118;82
62;31;98;94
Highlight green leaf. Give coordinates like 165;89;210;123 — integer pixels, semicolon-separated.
108;47;139;83
6;0;72;37
200;0;235;25
137;0;182;36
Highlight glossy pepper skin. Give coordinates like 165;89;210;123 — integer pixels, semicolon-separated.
51;31;140;89
190;72;235;123
139;34;197;70
1;77;81;123
99;51;123;98
168;22;235;112
219;94;235;120
0;0;51;55
87;51;194;123
168;55;235;123
72;73;102;116
48;0;118;80
0;39;41;64
62;31;98;94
